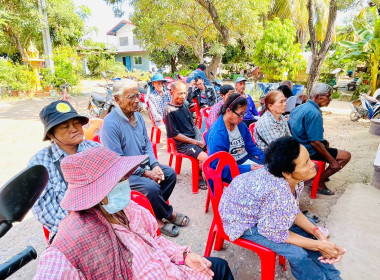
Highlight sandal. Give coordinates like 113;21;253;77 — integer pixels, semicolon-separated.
302;211;320;223
170;212;190;227
160;222;180;237
198;178;208;190
317;187;335;196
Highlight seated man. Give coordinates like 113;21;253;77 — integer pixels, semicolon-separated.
33;146;234;280
100;80;188;237
187;76;217;108
206;84;234;128
235;76;260;127
186;63;212;86
164;81;208;189
289;83;351;195
147;73;171;131
28;101;99;240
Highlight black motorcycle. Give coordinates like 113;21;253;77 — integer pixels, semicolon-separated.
87;72;115;119
0;165;48;279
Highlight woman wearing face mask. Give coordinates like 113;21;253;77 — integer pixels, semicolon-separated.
33;146;234;280
205;93;264;182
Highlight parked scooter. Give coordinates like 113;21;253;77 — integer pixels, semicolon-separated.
350;93;380;121
0;165;49;279
87;72;115;119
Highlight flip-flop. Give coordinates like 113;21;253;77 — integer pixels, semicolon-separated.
317;187;335;196
170;212;190;227
199;178;208;190
160;222;179;237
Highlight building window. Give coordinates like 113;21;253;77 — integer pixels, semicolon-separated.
133;35;140;46
134;56;143;65
119;37;129;46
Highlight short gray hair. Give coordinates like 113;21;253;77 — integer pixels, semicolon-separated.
112;79;138;97
280;80;293;89
309;83;332;99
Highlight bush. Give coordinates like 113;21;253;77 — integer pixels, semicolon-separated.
0;59;33;92
86;53;126;78
52;46;83;87
124;70;152;82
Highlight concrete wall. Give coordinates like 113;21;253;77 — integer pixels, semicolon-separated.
115;52;154;72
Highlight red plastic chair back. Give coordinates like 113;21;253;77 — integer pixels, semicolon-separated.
167;137;177;154
202;151;240;238
202;107;211;130
43;226;50;244
190;98;202;129
93;135;100;143
248;123;256;143
130;190;161;236
146;101;162;144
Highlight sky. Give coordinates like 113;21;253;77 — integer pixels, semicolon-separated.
74;0;133;43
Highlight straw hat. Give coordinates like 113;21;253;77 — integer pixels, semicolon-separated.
60;146;147;211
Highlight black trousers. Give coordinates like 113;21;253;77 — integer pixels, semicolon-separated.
128;164;176;220
206;257;234;280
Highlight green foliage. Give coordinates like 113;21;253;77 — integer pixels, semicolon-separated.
252;18;306;81
0;59;33;91
148;46;198;70
41;46;83;88
124;70;152;82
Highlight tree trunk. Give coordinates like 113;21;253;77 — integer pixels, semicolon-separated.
371;53;378;96
3;25;27;63
170;56;176;73
306;0;337;96
206;55;222;80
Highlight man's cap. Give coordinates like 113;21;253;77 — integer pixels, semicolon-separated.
235;76;247;84
39;100;89;141
151;73;168;83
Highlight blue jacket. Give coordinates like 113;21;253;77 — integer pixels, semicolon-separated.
187;69;211;86
243;95;259;122
205;115;265;182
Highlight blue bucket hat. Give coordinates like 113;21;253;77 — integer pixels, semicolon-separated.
151;73;168;83
39;100;89;141
235;76;247;84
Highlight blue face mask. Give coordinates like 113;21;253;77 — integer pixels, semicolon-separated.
102;179;131;214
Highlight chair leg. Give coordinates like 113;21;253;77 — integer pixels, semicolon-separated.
204;221;216;257
150;127;154;142
310;161;326;199
156;129;161;144
214;233;225;251
152;142;157;159
204;190;210;213
175;156;183;174
279;255;286;271
191;158;199;194
169;154;173;167
258;251;277;280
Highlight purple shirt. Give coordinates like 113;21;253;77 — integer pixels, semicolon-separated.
219;167;303;243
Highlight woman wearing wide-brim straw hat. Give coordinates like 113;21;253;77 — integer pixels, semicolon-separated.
33;146;234;280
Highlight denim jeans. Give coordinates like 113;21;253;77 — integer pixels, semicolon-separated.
241;218;342;280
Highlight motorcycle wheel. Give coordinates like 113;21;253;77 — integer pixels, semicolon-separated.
350;111;361;122
372;110;380;119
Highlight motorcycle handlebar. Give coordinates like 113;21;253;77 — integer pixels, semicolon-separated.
0;246;37;279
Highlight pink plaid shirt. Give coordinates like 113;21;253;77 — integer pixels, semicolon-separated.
207;100;223;128
33;202;211;280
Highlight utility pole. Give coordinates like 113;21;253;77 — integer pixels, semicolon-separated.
38;0;55;73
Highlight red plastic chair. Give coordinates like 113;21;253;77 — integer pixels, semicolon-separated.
167;137;200;193
202;151;286;279
93;135;100;143
248;123;257;143
202;107;211;130
146;102;162;144
42;226;50;244
310;160;327;199
131;190;161;236
190;99;202;129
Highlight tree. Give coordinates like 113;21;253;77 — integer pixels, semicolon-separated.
0;0;88;62
306;0;338;96
252;18;306;80
340;7;380;95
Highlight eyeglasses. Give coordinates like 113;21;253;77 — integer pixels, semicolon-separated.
120;93;141;101
232;110;245;118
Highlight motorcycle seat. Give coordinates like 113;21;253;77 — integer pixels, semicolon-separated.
91;93;106;103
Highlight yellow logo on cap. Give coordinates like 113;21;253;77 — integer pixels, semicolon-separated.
56;103;71;113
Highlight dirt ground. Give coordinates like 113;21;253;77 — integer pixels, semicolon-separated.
0;82;379;279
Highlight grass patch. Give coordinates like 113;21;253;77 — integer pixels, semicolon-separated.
359;172;371;183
